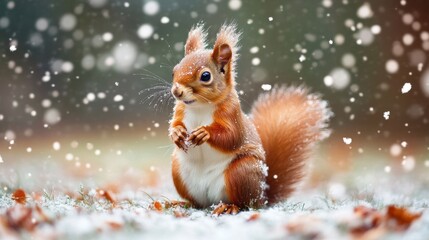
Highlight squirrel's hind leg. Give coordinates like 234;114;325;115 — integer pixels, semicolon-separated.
223;155;267;209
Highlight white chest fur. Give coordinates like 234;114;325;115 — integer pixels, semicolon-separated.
176;104;234;207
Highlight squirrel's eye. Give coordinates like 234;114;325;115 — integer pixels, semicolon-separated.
200;71;211;83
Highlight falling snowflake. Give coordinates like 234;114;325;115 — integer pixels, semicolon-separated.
401;83;412;94
357;2;373;19
261;84;272;91
343;137;352;145
383;111;390;120
385;59;399;74
113;95;123;102
402;156;415;172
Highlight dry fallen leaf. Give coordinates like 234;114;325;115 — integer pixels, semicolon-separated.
351;205;422;236
285;216;322;239
12;189;27;205
98;190;117;205
6;205;35;231
351;205;383;235
153;201;163;211
106;220;123;230
173;210;188;218
247;213;260;222
164;200;190;209
386;205;422;230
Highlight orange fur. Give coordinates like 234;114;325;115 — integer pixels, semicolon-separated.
169;24;331;209
224;155;266;208
170;102;185;128
184;23;207;55
206;93;244;153
251;86;332;204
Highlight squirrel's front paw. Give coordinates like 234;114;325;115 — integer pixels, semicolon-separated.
170;125;188;152
188;126;210;146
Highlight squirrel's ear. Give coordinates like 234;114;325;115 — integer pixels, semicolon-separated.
212;43;232;70
211;23;240;72
185;24;207;55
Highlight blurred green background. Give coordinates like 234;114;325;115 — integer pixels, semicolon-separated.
0;0;429;189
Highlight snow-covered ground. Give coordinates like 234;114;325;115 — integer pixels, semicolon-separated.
1;151;428;240
1;187;428;240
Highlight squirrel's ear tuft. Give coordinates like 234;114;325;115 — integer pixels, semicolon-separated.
212;23;241;71
185;23;207;55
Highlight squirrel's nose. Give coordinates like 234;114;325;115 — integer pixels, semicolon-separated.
172;86;183;98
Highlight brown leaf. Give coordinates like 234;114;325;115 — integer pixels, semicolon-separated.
106;220;123;230
351;205;383;236
354;205;376;217
5;205;35;231
164;200;190;209
98;190;117;204
386;205;422;230
173;210;188;218
153;201;163;211
12;189;26;205
247;213;260;222
164;201;172;209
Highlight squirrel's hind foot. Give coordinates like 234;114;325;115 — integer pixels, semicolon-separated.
212;203;240;216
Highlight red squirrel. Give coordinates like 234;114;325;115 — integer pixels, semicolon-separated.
169;23;331;214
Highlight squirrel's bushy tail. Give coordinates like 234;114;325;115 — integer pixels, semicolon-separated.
250;85;332;204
